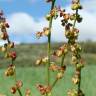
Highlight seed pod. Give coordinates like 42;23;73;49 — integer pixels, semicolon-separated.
72;76;79;84
36;59;42;65
43;27;50;36
1;46;6;52
36;32;43;39
0;32;8;40
57;72;63;79
9;51;17;60
5;23;10;28
72;55;78;64
56;50;63;57
10;86;17;94
42;57;48;63
8;42;14;48
25;89;31;96
45;14;51;21
5;53;10;58
16;80;23;88
76;63;84;69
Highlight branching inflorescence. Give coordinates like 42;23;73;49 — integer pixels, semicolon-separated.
0;0;84;96
0;11;31;96
36;0;84;96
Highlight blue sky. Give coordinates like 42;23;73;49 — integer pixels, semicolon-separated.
0;0;68;18
0;0;96;44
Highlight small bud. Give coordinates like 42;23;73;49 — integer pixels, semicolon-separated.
43;27;50;36
45;14;51;21
42;57;48;63
72;76;79;84
25;89;31;96
76;63;84;69
36;32;43;39
0;32;8;40
1;46;6;52
9;51;17;60
49;63;59;71
8;42;14;48
10;86;17;94
57;72;63;79
56;50;63;57
16;80;23;88
36;59;42;65
5;23;10;28
72;56;78;64
71;3;82;10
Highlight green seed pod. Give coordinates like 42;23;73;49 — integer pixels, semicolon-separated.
45;14;51;21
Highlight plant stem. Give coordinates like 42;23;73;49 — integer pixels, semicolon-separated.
61;54;65;67
47;0;56;86
78;69;81;94
51;53;65;90
51;79;58;89
12;60;23;96
72;9;82;95
72;10;78;29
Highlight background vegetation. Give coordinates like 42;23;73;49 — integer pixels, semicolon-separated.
0;41;96;96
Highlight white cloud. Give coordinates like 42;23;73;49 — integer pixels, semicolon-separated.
8;13;48;35
7;0;96;42
82;0;96;12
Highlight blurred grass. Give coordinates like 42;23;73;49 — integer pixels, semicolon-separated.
0;43;96;96
0;65;96;96
0;43;96;68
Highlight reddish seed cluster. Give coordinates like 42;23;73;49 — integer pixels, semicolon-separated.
25;89;31;96
11;80;23;94
53;44;68;57
36;56;48;65
5;64;15;76
36;84;51;95
58;0;84;95
36;27;50;39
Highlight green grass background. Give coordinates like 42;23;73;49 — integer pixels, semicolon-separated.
0;43;96;96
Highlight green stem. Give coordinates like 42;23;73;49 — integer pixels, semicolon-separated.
47;0;56;86
72;10;78;29
17;88;23;96
51;79;58;89
12;60;23;96
78;69;81;94
61;54;65;67
51;53;65;91
72;9;82;95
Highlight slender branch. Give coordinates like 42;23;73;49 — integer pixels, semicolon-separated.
78;69;81;94
61;54;65;67
47;0;56;86
51;78;58;89
12;59;23;96
51;53;66;91
72;9;82;94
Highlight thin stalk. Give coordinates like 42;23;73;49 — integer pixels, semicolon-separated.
72;10;78;29
61;54;65;67
51;53;65;90
72;9;82;94
47;0;56;86
51;79;58;89
12;59;23;96
78;69;81;94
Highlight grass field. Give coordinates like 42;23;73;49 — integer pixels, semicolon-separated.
0;44;96;96
0;43;96;67
0;65;96;96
